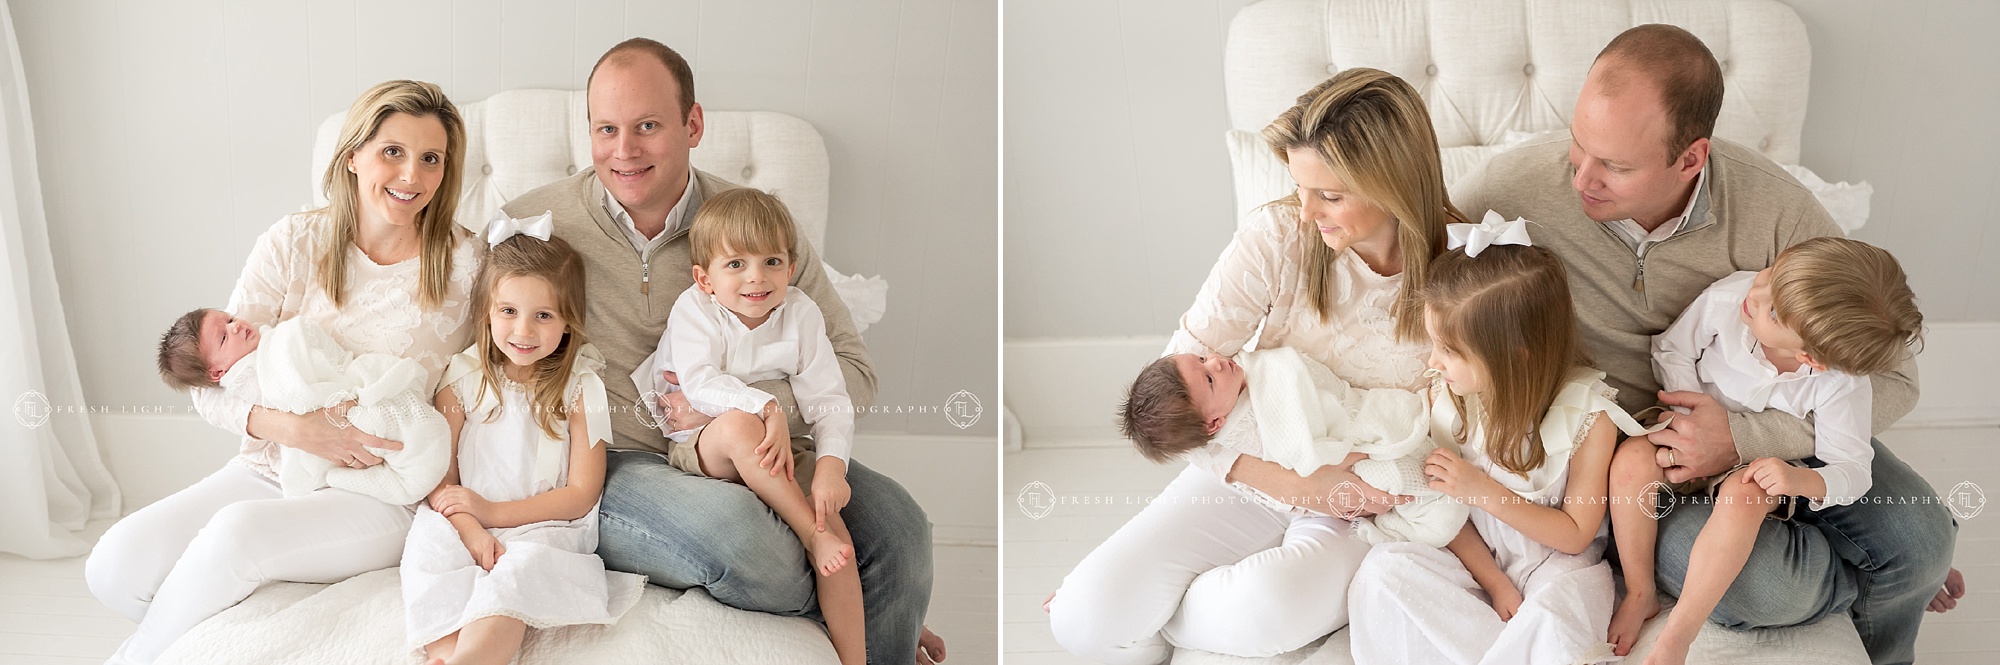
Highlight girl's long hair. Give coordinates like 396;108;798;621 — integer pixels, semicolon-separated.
1262;67;1467;342
1423;244;1588;476
316;80;466;310
467;234;589;440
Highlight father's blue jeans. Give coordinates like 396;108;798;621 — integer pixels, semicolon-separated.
597;450;935;665
1651;439;1955;665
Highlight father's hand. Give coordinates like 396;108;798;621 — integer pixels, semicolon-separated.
657;371;716;432
265;402;402;468
1650;390;1736;482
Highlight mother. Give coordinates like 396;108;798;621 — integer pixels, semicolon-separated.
1049;69;1467;662
86;80;482;664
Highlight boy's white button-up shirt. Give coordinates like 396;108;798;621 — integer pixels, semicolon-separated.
649;284;856;463
1650;271;1874;509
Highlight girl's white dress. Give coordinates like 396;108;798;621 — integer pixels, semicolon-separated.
399;343;647;649
1348;368;1653;665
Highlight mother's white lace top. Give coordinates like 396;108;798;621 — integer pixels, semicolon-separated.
191;211;482;479
1165;204;1432;506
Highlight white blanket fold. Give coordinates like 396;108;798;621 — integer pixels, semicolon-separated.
244;318;450;505
1243;347;1467;547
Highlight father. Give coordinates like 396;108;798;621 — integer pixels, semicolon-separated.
1455;24;1959;665
501;38;939;664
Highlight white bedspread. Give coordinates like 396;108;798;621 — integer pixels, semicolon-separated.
155;568;839;664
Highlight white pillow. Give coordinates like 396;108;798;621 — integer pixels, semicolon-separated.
1224;129;1870;234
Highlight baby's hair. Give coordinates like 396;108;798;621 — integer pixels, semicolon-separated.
1423;244;1590;476
1770;237;1924;375
468;233;589;440
689;188;798;269
1119;355;1211;463
157;308;217;392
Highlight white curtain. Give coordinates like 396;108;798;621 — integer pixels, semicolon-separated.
0;0;119;559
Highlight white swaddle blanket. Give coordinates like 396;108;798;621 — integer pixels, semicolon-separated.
218;317;450;505
1241;347;1467;547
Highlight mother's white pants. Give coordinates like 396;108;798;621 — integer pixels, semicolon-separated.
1048;464;1372;664
85;460;412;664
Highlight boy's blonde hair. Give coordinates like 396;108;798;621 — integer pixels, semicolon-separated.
1770;237;1923;375
157;308;217;392
689;188;797;268
1118;356;1211;463
1423;244;1590;477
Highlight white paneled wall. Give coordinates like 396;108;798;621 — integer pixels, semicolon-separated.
1004;0;2000;339
1002;0;1257;339
15;0;997;439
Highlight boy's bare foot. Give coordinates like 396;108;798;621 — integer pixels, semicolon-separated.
1929;567;1966;613
917;625;947;664
1608;591;1660;656
810;528;854;576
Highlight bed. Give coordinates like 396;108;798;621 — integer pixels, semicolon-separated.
156;94;871;664
1184;1;1872;664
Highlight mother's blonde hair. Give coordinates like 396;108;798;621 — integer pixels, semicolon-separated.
1262;68;1465;342
316;80;466;310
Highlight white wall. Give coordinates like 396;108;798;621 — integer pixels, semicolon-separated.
1002;0;1255;340
16;0;998;441
1004;0;2000;338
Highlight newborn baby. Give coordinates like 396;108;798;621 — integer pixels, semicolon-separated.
1119;346;1467;547
155;308;449;505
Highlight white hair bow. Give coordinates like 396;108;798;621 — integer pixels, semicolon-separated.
1446;210;1535;258
485;211;554;247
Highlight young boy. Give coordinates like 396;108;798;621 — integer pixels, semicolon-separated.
628;187;866;665
1605;236;1925;663
155;309;449;505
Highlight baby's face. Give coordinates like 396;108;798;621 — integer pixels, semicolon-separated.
199;310;261;382
694;244;795;328
1172;353;1245;428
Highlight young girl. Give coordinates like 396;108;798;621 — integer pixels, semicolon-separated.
400;214;646;665
1346;219;1654;665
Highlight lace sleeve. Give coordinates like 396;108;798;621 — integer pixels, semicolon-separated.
193;214;310;436
1166;206;1296;357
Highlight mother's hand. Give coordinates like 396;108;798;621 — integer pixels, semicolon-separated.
247;401;403;468
1303;463;1412;518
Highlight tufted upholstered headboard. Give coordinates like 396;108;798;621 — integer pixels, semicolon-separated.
309;89;832;253
1220;0;1814;220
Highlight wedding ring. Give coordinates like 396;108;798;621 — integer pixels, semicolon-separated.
1667;449;1677;466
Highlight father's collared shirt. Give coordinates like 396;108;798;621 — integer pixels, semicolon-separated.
604;169;702;256
1604;163;1709;259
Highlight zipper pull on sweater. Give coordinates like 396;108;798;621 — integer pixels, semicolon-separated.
642;261;650;294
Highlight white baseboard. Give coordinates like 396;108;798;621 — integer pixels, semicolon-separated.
1007;321;2000;447
96;416;995;546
